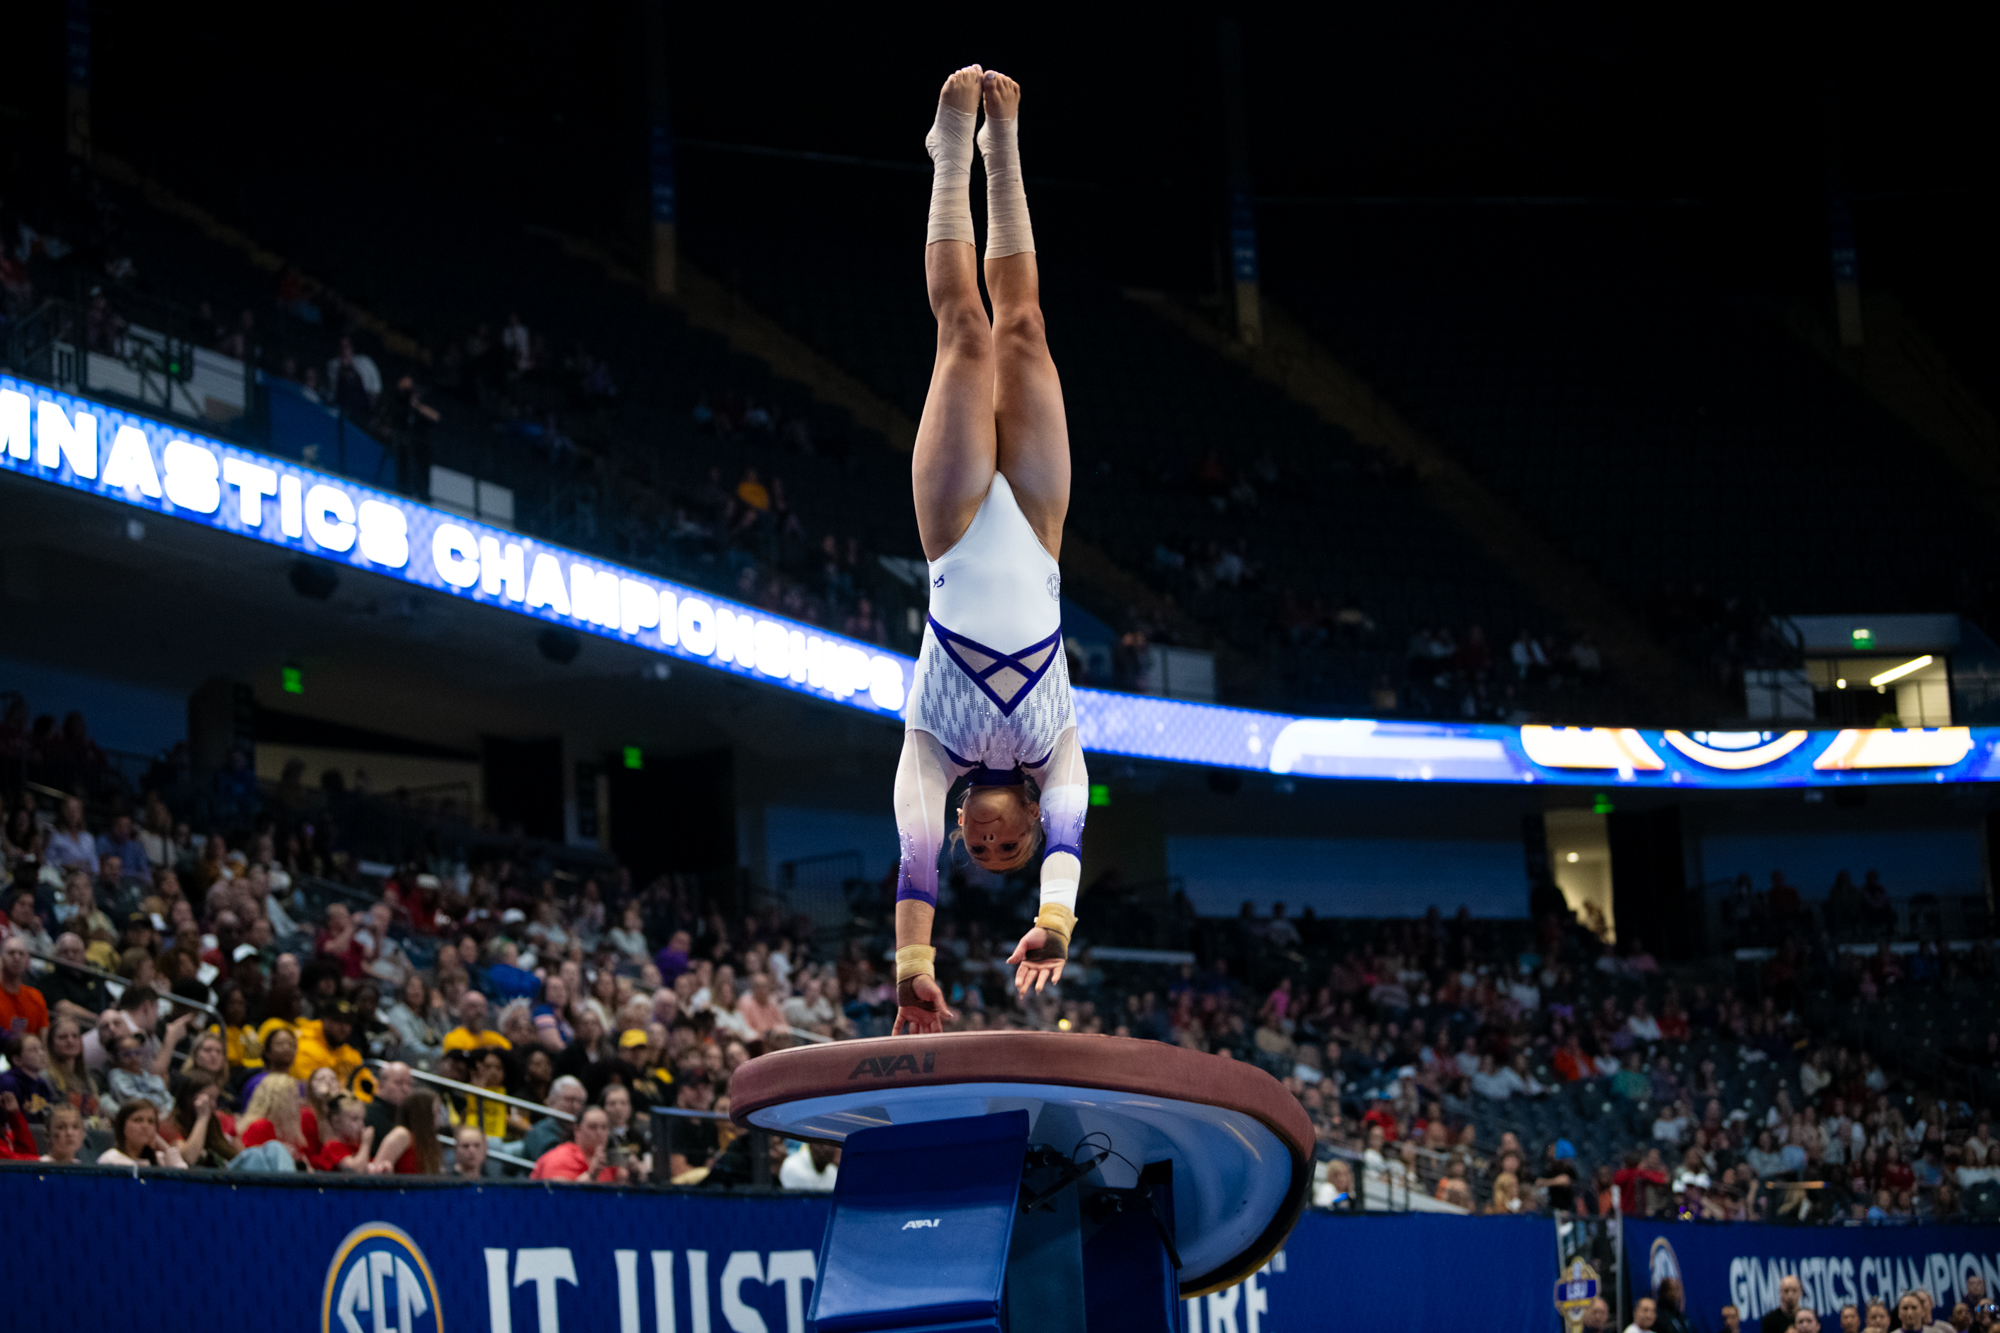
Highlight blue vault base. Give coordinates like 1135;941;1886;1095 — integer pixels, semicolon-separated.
807;1111;1181;1333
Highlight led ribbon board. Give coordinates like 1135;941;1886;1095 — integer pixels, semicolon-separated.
0;374;909;714
6;373;1999;789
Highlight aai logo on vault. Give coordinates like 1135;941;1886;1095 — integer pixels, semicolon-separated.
322;1223;443;1333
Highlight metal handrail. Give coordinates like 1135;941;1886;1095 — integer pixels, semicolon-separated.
380;1060;732;1123
27;949;222;1020
380;1061;574;1123
436;1133;537;1171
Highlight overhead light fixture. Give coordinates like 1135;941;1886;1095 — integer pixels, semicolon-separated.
1566;852;1579;863
1835;679;1847;690
1868;655;1933;688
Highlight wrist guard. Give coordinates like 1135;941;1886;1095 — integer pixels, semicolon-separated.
896;944;938;1011
1028;904;1077;963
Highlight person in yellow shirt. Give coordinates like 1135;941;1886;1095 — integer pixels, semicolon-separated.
217;987;263;1070
442;990;512;1055
290;1000;364;1090
443;1046;519;1140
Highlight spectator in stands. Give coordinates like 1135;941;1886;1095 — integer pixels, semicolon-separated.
380;975;444;1066
0;933;48;1041
384;1090;440;1175
1582;1299;1611;1331
312;1095;392;1174
96;813;151;888
780;1140;840;1192
291;998;363;1087
446;990;508;1053
40;1103;86;1164
666;1071;718;1181
531;977;576;1050
530;1104;624;1183
163;1081;227;1167
45;797;98;875
0;1031;55;1126
451;1122;490;1179
1764;1276;1804;1333
106;1032;173;1115
98;1097;188;1168
238;1072;310;1170
0;1106;30;1170
451;1048;517;1141
736;973;786;1042
365;1062;414;1143
521;1075;588;1162
6;887;54;955
1626;1296;1657;1332
1654;1279;1696;1333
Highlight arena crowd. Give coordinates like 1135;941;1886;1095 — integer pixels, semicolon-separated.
3;697;1997;1231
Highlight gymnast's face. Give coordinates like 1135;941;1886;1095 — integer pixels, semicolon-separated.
959;786;1040;872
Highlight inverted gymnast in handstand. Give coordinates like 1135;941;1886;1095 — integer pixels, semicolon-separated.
892;66;1088;1037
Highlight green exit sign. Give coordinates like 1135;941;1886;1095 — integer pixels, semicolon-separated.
281;666;303;695
1089;783;1111;807
622;746;644;770
1852;627;1874;649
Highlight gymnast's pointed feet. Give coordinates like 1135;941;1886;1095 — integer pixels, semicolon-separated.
939;65;984;116
981;69;1020;121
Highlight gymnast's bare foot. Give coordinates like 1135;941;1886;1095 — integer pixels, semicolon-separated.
982;69;1020;120
940;65;984;116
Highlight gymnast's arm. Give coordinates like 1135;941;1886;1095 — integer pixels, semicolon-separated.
892;729;968;1035
1007;726;1088;994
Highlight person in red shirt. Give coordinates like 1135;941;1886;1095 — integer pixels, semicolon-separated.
312;1095;395;1173
0;935;50;1042
1612;1147;1669;1214
1878;1142;1916;1195
530;1105;626;1183
314;904;370;979
1552;1031;1589;1083
240;1072;317;1167
1361;1105;1399;1142
0;1090;38;1160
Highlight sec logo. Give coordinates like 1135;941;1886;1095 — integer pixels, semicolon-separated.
322;1222;442;1333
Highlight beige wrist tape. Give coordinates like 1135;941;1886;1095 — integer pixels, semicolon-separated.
1033;903;1077;946
895;944;938;984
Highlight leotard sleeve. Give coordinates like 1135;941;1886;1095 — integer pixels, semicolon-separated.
1024;726;1088;911
894;730;970;907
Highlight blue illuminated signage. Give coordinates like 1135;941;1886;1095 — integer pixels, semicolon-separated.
1;373;911;715
6;372;1998;789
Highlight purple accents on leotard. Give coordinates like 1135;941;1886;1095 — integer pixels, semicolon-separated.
938;741;1020;787
1043;843;1082;862
927;615;1064;719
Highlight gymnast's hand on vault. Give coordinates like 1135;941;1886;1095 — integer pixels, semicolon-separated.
1007;927;1065;996
893;973;955;1036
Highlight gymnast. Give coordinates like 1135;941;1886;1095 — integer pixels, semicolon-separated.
892;65;1088;1037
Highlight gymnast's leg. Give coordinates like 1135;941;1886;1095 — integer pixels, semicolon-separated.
912;65;999;563
980;70;1070;562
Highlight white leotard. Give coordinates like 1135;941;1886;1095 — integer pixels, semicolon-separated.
905;473;1073;770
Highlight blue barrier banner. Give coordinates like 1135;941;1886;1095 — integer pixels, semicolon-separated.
0;1168;1570;1331
1207;1212;1563;1331
6;1168;831;1332
1624;1220;2000;1330
8;371;1998;789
